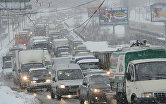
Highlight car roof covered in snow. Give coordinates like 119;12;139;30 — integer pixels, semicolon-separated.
77;59;99;64
130;58;166;64
85;73;109;78
54;63;81;71
29;68;47;72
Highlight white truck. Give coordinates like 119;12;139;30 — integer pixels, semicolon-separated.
15;50;51;89
52;38;69;56
109;47;166;104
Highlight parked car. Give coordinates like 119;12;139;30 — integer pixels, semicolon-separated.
79;74;112;104
50;64;83;100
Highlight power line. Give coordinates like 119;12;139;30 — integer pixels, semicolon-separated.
23;0;99;15
68;0;105;41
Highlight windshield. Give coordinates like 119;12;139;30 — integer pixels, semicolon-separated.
89;75;110;84
79;62;99;70
135;61;166;81
57;69;83;80
4;61;12;68
21;63;44;73
30;70;49;77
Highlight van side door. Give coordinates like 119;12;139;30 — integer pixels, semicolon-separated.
126;63;135;103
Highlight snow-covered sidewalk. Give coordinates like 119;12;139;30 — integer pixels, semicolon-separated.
0;85;40;104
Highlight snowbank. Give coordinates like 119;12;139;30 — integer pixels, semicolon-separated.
0;86;40;104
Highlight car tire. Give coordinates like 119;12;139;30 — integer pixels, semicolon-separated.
57;95;61;100
27;87;32;92
80;100;84;104
20;83;24;89
131;96;138;104
88;97;94;104
50;91;55;99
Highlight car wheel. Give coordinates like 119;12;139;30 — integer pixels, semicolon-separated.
57;95;61;100
80;100;84;104
27;87;32;92
88;97;94;104
131;96;138;104
20;83;24;89
50;91;55;99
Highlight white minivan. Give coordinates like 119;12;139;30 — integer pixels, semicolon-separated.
50;64;83;100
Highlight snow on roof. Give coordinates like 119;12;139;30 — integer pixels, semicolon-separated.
31;36;49;40
74;55;95;59
53;38;68;42
33;39;47;43
85;72;108;77
83;41;118;52
77;59;99;64
55;63;81;70
130;58;166;64
29;68;46;72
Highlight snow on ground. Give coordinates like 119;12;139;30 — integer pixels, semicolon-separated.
0;85;40;104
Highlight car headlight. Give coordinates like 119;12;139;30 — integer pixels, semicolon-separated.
106;71;110;75
22;76;28;81
60;85;65;89
46;79;51;83
91;88;101;93
30;81;36;84
142;92;153;98
49;72;51;75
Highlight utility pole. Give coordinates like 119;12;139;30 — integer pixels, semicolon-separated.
122;0;129;43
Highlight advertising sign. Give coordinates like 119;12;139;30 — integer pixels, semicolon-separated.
99;8;128;25
151;3;166;22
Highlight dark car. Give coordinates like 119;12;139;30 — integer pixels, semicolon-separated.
79;74;112;104
27;68;51;92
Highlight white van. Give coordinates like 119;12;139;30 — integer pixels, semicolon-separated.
50;64;83;100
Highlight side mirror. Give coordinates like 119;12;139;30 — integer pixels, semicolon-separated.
126;73;131;80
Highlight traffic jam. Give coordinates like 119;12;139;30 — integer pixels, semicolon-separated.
1;0;166;104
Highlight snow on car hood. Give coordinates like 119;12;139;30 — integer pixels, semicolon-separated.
136;79;166;92
57;79;83;86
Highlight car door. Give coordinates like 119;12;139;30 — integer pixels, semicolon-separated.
80;77;89;100
126;64;135;102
